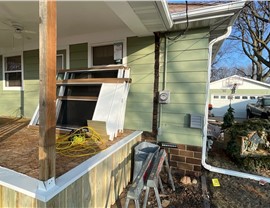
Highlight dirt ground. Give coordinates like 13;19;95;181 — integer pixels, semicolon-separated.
111;168;270;208
0;117;269;207
111;129;270;207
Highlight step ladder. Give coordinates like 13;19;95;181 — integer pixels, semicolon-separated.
29;65;131;140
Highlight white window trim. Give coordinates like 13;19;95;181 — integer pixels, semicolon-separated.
2;52;24;91
88;39;127;67
57;46;69;69
57;54;64;70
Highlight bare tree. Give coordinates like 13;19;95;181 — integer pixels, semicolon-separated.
210;66;245;82
230;1;270;81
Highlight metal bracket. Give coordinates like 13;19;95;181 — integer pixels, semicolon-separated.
38;177;56;191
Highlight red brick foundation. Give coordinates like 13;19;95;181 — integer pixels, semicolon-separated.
163;144;202;177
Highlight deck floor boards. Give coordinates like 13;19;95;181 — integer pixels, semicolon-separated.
0;117;132;179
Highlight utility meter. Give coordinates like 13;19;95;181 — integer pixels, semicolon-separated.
159;90;170;104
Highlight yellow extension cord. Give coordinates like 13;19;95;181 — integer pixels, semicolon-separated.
56;126;103;157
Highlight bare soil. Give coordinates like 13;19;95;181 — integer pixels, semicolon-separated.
111;133;270;208
112;165;270;208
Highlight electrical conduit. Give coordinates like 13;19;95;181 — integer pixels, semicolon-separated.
203;26;270;183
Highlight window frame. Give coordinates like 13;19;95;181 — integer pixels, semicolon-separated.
2;53;24;91
88;40;126;67
57;54;64;70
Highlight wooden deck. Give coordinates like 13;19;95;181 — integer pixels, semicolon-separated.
0;117;133;179
0;117;142;207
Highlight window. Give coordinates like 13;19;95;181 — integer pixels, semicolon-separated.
250;96;256;99
235;96;240;99
220;96;226;99
213;95;219;99
57;54;64;70
242;96;248;99
92;43;123;66
4;55;23;89
93;45;114;66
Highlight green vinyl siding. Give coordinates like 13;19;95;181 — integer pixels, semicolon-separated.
167;60;208;73
129;83;154;93
157;28;209;147
70;43;88;69
166;71;207;83
166;82;206;94
0;50;39;118
168;93;206;104
125;28;209;145
0;55;23;117
161;113;189;126
0;55;2;83
162;103;205;114
159;131;202;146
125;36;155;131
0;49;67;118
23;50;39;118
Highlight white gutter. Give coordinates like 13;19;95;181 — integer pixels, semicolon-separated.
155;0;173;29
203;26;270;183
172;0;246;24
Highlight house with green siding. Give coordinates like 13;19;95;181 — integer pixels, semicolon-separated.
0;1;245;176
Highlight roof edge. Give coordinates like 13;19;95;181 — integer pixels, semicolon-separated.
171;0;246;24
211;75;270;88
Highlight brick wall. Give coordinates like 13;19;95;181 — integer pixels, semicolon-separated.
164;144;202;176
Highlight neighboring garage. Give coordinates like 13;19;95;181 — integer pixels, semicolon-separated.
209;75;270;119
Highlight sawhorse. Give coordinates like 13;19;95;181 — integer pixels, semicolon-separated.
125;149;175;208
124;153;155;208
143;149;175;208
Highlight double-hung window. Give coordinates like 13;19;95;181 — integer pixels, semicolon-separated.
3;55;23;89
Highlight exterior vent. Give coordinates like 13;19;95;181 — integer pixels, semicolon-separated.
190;114;203;129
159;90;170;104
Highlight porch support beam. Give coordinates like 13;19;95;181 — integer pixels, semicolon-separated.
38;0;57;181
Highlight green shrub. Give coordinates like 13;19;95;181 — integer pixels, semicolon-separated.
242;157;270;172
222;104;235;129
225;118;270;171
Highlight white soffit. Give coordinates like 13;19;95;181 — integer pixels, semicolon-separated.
106;0;173;36
106;1;151;36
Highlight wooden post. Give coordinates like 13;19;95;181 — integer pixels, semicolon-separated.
39;0;57;181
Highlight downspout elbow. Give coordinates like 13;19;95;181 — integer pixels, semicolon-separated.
202;26;270;183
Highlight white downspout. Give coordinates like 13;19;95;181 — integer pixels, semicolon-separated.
203;26;270;183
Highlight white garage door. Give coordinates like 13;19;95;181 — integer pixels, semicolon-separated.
210;95;257;118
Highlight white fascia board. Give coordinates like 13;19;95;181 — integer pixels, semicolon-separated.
243;77;270;88
106;1;151;36
172;0;246;25
175;13;235;24
155;0;173;30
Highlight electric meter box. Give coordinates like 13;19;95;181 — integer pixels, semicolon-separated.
159;90;170;104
